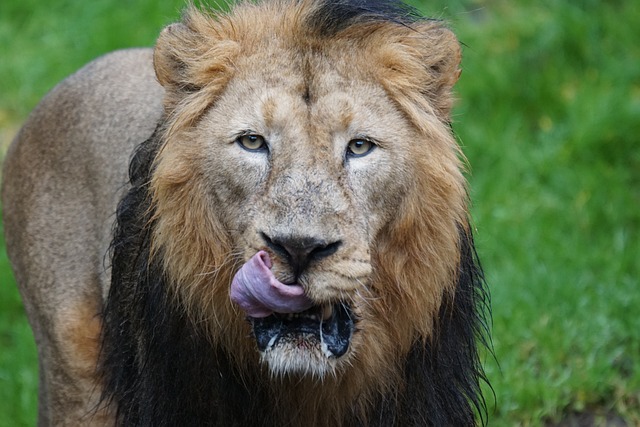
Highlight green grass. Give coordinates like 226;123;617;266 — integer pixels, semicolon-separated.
0;218;38;427
1;0;639;425
447;1;640;424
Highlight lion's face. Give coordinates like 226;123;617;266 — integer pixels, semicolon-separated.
149;2;467;386
196;51;418;375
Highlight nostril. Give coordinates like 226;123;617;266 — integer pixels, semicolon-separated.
309;240;341;260
260;233;291;261
260;232;291;261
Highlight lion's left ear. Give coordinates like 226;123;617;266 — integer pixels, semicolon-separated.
418;24;462;108
375;22;462;120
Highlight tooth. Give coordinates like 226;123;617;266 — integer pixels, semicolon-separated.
267;334;278;350
322;304;333;321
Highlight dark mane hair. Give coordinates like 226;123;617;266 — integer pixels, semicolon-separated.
100;124;270;425
307;0;422;35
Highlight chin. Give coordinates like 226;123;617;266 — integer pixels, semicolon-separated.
251;302;355;378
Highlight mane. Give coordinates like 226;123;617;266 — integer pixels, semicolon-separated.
100;124;268;425
306;0;421;35
98;0;491;425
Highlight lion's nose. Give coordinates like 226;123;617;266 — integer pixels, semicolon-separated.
261;233;342;276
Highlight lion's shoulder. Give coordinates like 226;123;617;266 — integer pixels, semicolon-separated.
2;48;166;303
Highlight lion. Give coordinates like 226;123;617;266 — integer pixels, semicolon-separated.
1;0;490;425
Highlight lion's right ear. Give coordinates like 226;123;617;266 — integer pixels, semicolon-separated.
153;9;240;126
154;23;193;91
374;22;462;124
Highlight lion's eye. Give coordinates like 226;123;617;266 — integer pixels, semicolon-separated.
346;138;375;158
237;134;267;152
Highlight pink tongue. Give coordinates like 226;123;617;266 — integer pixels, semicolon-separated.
230;251;313;318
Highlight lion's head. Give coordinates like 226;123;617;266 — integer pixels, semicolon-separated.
101;0;488;425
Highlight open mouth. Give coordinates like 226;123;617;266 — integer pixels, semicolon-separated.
250;302;355;358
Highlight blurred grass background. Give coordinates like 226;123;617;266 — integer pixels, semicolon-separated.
1;0;638;425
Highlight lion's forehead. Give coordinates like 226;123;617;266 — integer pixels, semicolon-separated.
218;66;409;149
